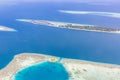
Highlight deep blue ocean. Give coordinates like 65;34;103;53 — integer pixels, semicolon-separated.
0;2;120;69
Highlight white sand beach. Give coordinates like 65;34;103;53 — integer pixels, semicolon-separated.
0;25;16;32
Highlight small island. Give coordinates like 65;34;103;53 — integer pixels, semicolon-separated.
0;25;16;32
17;19;120;34
0;53;120;80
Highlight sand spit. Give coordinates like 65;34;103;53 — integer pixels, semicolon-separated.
59;10;120;19
0;25;16;32
0;53;120;80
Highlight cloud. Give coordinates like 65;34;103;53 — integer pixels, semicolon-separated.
0;25;17;32
59;10;120;19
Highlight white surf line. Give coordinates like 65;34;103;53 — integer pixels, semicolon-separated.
59;10;120;19
0;25;17;32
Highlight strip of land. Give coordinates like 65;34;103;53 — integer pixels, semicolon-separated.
17;19;120;34
59;10;120;19
0;53;120;80
0;25;16;32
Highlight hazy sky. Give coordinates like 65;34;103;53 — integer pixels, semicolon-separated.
0;0;119;7
0;0;119;4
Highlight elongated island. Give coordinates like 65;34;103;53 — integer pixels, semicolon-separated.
0;53;120;80
17;19;120;34
0;25;16;32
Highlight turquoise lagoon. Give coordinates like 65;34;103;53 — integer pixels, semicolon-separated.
14;61;69;80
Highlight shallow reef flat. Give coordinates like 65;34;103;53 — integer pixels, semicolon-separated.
0;53;120;80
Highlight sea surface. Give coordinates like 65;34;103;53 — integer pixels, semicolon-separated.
14;61;69;80
0;2;120;69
